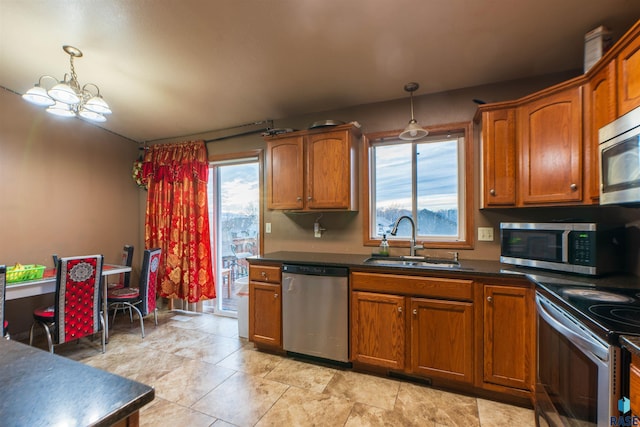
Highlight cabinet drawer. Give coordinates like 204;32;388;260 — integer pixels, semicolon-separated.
249;265;281;284
351;272;473;301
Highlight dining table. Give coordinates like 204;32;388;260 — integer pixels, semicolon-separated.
6;263;133;343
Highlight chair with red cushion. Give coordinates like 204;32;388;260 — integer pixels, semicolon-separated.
107;248;161;338
29;255;105;354
106;245;134;291
0;265;8;339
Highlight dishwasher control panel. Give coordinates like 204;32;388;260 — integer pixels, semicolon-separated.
282;264;348;277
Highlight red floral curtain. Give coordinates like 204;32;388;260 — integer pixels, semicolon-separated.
141;140;215;303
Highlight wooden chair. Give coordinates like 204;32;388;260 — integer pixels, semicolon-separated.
29;255;105;354
107;248;161;338
0;265;7;339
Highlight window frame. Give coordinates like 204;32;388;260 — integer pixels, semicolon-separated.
362;122;474;250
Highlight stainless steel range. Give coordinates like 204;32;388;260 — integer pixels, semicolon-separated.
534;276;640;426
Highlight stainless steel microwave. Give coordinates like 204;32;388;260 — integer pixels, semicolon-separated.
599;105;640;205
500;222;625;275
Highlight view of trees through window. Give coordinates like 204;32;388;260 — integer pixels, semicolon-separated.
372;135;463;240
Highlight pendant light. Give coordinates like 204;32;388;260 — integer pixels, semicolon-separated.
399;82;428;141
22;45;111;122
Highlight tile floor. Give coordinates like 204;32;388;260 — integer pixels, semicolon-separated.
27;306;536;427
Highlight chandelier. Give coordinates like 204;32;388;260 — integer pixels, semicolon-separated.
22;45;111;123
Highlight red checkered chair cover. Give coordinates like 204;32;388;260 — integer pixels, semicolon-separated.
107;248;161;338
29;255;105;354
106;245;134;291
0;265;7;339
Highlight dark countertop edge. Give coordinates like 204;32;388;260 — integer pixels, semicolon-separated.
620;335;640;357
93;389;155;427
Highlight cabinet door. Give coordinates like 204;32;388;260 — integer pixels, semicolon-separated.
518;86;583;204
482;108;516;207
249;281;282;348
306;130;353;209
586;62;617;202
618;35;640;116
351;291;405;369
631;355;640;417
483;285;534;391
410;298;473;384
266;137;304;209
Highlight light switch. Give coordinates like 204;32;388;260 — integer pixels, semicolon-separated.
478;227;494;241
265;223;271;233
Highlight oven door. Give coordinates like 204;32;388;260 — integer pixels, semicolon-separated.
535;293;618;427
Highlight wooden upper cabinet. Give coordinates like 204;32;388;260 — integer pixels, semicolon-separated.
306;130;354;209
265;123;359;211
266;136;304;210
585;61;617;203
618;33;640;116
481;108;516;207
518;85;583;205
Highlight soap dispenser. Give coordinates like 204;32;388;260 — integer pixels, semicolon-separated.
379;234;389;256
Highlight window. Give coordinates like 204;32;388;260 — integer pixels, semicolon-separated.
363;122;473;249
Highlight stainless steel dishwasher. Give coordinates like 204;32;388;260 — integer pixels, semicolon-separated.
281;264;349;363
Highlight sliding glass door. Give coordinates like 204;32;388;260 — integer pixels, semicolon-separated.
207;154;260;316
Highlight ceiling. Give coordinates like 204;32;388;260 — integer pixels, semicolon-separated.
2;1;640;143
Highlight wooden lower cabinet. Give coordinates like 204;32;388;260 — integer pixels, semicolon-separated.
351;273;475;386
411;298;474;383
248;264;282;348
351;291;405;370
630;354;640;417
481;283;535;392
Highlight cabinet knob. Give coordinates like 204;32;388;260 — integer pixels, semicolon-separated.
489;189;496;196
398;306;403;313
274;293;278;299
570;183;578;191
261;271;267;278
297;196;302;201
412;309;417;315
487;296;493;303
307;196;312;201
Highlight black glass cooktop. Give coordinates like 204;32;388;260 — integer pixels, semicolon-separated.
536;279;640;342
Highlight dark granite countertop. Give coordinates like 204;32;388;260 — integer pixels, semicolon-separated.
0;340;154;426
249;251;640;286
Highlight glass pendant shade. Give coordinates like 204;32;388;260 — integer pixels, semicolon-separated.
48;82;80;105
79;107;106;122
83;95;112;114
46;102;76;117
22;86;55;106
399;119;428;141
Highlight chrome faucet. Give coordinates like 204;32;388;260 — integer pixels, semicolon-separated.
390;215;423;257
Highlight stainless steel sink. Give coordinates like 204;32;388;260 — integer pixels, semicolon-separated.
363;256;460;269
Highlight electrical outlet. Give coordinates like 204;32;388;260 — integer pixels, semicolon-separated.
478;227;494;241
265;223;271;233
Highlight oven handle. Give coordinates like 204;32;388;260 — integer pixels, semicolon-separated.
536;294;609;362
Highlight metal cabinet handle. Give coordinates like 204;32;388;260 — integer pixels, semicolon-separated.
570;183;578;191
296;196;302;201
487;296;493;303
261;271;267;278
413;309;417;315
274;293;278;298
489;189;496;196
307;196;312;201
398;306;403;313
